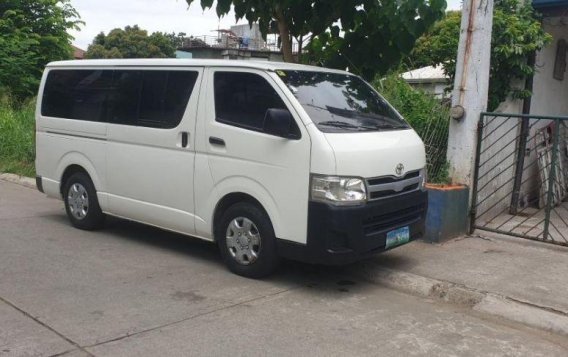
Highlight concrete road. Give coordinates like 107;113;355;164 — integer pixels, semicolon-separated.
1;180;567;357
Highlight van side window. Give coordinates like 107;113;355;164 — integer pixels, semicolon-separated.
42;69;198;129
109;70;142;125
214;72;287;131
139;71;198;128
42;70;113;122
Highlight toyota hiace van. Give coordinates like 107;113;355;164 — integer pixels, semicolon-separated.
35;59;428;278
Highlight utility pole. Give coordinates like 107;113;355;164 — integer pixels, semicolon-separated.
447;0;494;188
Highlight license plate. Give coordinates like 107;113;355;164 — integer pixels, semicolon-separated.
385;226;410;249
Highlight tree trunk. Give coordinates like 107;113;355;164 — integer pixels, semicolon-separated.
297;35;304;63
274;6;295;63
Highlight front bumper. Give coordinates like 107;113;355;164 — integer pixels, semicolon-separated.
277;190;428;265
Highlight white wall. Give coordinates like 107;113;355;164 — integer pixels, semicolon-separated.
531;17;568;116
408;82;449;99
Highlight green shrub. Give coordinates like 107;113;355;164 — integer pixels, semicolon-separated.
374;73;450;184
0;96;36;176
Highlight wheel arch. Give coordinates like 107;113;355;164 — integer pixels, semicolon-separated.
60;164;90;196
212;192;277;242
55;152;104;197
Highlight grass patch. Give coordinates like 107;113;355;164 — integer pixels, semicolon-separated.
0;97;36;177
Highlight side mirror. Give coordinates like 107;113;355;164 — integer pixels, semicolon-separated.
263;108;298;139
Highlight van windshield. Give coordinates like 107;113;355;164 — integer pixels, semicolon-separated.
277;70;409;133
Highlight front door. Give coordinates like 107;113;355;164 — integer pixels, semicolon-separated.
106;68;203;235
194;68;311;243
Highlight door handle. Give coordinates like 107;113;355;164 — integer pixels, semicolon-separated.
209;136;225;147
181;132;189;148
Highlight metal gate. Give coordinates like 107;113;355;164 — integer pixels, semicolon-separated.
470;112;568;246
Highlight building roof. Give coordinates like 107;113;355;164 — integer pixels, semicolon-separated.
46;58;350;74
401;65;448;84
72;45;85;59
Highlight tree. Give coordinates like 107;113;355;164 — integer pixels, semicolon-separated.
165;32;188;49
185;0;445;71
308;0;446;80
409;0;552;111
0;0;81;101
85;26;176;59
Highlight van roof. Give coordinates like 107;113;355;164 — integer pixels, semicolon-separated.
46;59;351;75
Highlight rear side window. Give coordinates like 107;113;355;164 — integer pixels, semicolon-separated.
42;69;198;129
42;70;113;122
214;72;287;131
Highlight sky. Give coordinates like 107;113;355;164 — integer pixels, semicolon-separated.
69;0;464;50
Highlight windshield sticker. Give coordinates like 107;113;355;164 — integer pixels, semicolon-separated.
276;70;286;77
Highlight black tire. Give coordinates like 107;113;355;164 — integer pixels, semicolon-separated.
63;172;105;230
216;202;280;278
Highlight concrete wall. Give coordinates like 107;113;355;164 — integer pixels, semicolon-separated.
477;16;568;218
531;17;568;116
230;24;264;50
475;99;522;221
408;82;449;99
178;48;284;62
521;17;568;209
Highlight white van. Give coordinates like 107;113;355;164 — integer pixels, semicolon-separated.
35;59;427;278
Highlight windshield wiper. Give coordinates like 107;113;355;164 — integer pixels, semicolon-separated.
318;121;361;130
361;123;409;130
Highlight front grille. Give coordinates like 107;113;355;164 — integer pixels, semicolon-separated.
366;170;423;201
367;171;420;186
362;203;426;235
370;183;419;200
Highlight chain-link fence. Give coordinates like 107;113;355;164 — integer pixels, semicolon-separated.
414;107;449;184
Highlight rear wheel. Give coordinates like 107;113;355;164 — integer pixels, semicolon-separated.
217;202;279;278
63;172;105;230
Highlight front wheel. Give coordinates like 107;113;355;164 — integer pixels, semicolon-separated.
217;202;280;278
63;172;105;230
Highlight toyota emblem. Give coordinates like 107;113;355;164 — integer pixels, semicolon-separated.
395;163;405;176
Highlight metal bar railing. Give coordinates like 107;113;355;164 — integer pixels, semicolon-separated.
543;119;561;240
469;113;485;234
471;112;568;247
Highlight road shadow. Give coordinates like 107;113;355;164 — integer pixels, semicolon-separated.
364;251;418;271
45;213;415;295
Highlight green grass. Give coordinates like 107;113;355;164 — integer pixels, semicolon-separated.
0;97;36;177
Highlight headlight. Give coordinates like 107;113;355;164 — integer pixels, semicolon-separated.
311;175;367;205
420;168;427;191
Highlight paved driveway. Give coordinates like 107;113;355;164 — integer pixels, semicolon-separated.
1;181;567;356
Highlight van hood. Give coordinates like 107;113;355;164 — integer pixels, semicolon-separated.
323;129;426;178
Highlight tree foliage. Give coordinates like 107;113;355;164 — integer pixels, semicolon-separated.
0;0;81;102
308;0;446;80
374;73;450;183
165;32;188;49
85;25;176;59
409;0;552;111
185;0;446;77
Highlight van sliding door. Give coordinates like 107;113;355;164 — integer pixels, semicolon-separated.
105;68;203;235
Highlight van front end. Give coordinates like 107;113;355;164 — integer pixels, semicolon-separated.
276;69;429;265
278;171;428;265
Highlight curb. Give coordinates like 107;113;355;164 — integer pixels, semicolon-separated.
350;261;568;337
0;173;36;189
